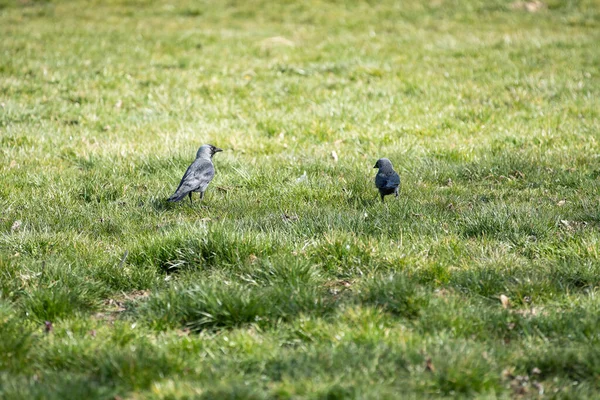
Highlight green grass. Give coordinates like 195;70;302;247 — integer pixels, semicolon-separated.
1;0;600;397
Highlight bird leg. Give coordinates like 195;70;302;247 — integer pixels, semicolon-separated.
200;191;205;201
380;193;385;202
188;192;193;205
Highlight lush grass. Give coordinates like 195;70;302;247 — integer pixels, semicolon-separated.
1;0;600;397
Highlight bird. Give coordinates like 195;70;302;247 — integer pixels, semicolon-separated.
374;158;401;202
168;144;222;204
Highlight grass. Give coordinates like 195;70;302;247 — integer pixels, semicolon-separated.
1;0;600;397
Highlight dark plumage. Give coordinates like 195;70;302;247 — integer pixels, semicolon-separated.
374;158;401;202
168;144;222;204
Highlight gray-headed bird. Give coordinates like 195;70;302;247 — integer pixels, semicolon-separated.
374;158;401;202
168;144;222;204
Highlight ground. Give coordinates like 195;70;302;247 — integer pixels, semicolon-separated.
1;0;600;398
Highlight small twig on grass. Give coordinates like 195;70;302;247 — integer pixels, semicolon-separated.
118;250;129;269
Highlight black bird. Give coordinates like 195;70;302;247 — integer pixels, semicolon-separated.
374;158;401;202
168;144;222;204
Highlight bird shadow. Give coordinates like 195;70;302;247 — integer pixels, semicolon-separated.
149;197;177;212
149;197;214;217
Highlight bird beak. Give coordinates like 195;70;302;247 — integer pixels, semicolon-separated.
373;164;377;168
213;147;223;153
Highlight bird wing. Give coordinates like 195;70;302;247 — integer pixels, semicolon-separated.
386;172;401;188
376;172;400;189
171;158;215;198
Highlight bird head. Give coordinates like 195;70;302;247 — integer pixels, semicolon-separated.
374;158;394;171
196;144;223;159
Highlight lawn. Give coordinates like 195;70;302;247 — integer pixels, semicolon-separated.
1;0;600;398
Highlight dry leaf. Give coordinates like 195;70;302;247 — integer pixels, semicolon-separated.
532;381;544;395
502;368;515;380
509;374;531;396
282;213;299;222
295;171;308;183
324;279;353;290
331;150;338;162
260;36;295;48
511;1;546;12
557;200;566;206
500;294;510;309
512;170;525;179
11;220;22;231
425;357;435;372
525;1;545;12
